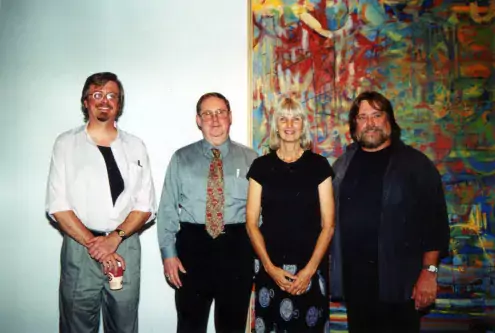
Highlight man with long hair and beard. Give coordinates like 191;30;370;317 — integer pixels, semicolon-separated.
330;91;450;332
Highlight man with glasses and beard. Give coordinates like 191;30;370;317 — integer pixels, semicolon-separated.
46;72;156;333
330;91;450;332
157;92;257;333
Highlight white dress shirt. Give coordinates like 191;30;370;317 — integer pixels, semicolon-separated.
46;125;156;232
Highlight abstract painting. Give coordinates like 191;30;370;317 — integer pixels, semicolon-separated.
250;0;495;331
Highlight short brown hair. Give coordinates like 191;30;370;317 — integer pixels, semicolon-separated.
196;92;231;115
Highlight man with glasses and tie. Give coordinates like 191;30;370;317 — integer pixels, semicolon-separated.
157;92;257;332
46;72;156;333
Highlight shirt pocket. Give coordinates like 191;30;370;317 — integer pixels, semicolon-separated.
127;163;143;194
182;172;206;201
226;172;249;200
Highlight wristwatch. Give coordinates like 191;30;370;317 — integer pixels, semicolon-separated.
115;229;127;240
423;265;438;273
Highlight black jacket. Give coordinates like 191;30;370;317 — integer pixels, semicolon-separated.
330;140;450;302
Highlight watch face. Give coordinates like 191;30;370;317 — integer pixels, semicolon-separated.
118;230;125;237
427;265;438;273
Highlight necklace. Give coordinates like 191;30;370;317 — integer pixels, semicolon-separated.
276;149;304;163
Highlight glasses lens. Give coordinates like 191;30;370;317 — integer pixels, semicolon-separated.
92;92;103;100
107;93;117;100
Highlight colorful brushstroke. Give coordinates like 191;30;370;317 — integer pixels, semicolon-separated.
251;0;495;331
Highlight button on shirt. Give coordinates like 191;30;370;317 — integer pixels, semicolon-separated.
45;125;156;232
157;138;258;259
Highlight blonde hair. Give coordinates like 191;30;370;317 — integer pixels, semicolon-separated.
269;97;312;150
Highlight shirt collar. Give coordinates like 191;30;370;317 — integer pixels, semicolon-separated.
201;137;231;158
82;122;121;146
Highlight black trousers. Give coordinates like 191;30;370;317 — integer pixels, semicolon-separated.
343;261;421;333
175;222;253;333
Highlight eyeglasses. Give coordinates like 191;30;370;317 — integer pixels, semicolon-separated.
199;109;230;121
356;112;385;123
88;91;119;101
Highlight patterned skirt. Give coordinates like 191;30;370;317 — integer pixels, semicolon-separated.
253;259;330;333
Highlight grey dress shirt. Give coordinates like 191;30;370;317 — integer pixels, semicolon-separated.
157;138;258;259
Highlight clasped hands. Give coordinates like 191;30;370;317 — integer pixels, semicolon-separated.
87;234;125;275
267;265;314;296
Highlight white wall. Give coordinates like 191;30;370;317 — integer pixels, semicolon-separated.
0;1;248;332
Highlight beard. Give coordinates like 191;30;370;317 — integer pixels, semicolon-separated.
96;114;110;122
356;126;391;149
96;104;113;122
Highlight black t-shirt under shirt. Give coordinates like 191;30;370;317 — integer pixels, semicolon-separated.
97;146;124;206
340;145;392;263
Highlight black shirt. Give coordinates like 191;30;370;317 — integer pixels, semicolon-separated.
340;145;392;263
97;146;125;206
247;150;334;265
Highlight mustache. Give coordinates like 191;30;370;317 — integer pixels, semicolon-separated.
363;126;383;133
96;103;113;110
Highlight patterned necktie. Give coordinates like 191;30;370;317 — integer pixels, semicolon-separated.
205;148;225;238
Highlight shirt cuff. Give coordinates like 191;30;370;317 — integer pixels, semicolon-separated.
46;204;72;222
47;202;72;213
161;245;178;260
132;206;156;223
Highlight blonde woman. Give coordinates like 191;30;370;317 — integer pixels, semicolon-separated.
246;97;335;332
